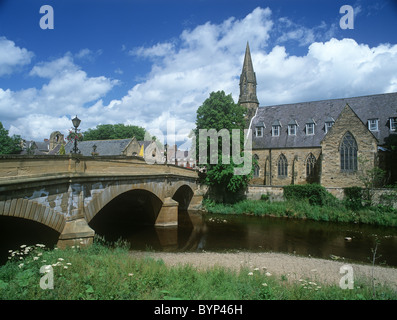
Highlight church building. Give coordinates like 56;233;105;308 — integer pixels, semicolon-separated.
239;43;397;188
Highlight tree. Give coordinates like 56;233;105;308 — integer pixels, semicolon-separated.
358;157;386;206
83;124;146;141
0;122;21;155
194;91;253;201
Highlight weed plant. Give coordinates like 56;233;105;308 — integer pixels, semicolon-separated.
203;198;397;227
0;237;396;300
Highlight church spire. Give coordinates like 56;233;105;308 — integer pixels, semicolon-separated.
240;42;257;86
238;42;259;126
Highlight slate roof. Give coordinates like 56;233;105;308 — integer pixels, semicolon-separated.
250;92;397;149
64;139;132;156
20;140;49;155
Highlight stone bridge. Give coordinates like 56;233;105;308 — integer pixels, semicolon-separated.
0;155;203;248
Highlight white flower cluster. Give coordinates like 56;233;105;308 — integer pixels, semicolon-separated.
8;244;46;267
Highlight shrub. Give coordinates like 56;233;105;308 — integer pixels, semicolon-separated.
260;194;270;201
283;184;335;206
344;186;363;210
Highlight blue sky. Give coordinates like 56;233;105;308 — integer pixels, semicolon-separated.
0;0;396;148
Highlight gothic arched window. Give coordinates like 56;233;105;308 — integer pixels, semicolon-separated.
306;153;316;178
278;154;288;177
340;132;358;172
253;154;260;177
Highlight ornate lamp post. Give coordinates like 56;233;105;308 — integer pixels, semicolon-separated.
71;115;81;154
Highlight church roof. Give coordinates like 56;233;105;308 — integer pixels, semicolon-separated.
251;92;397;149
64;138;132;156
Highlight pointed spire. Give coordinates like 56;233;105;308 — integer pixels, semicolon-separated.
241;42;256;85
239;41;258;106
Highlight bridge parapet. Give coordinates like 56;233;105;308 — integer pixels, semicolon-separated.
0;155;200;248
0;154;197;184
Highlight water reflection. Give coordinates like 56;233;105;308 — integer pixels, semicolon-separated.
123;211;397;267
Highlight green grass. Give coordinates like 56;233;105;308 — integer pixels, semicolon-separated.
203;199;397;227
0;238;396;300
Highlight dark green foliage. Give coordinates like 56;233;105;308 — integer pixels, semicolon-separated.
194;91;253;198
344;186;364;210
83;124;146;141
0;122;21;155
260;194;270;201
283;184;335;206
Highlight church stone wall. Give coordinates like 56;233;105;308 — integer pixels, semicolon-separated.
321;105;378;188
251;147;322;186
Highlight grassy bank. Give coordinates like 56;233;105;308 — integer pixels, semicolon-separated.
203;199;397;227
0;238;396;300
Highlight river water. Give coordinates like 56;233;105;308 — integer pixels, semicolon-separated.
1;211;396;267
120;211;397;267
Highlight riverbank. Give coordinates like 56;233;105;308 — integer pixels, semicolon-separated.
203;198;397;227
1;241;396;300
132;250;397;290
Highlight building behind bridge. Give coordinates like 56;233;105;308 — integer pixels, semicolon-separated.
239;43;397;188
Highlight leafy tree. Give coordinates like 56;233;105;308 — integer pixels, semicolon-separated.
358;157;386;206
0;122;21;155
83;124;146;141
194;91;253;201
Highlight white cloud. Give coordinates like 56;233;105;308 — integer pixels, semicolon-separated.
254;38;397;104
0;37;34;76
1;6;397;145
3;54;118;140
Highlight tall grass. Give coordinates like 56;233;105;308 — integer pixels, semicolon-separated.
1;237;395;300
203;198;397;227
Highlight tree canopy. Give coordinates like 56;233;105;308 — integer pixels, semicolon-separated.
0;122;21;155
194;91;253;200
83;124;146;141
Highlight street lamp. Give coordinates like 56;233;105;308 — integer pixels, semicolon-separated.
71;115;81;154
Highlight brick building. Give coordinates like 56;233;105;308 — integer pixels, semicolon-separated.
239;43;397;188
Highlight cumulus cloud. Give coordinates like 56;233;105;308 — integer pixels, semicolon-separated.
0;37;34;76
3;54;118;139
1;6;397;144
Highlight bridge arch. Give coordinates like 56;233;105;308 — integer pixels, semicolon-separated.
171;184;194;210
0;198;66;234
88;188;164;239
84;181;166;224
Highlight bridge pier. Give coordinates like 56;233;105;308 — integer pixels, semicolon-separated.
155;197;179;227
57;218;95;249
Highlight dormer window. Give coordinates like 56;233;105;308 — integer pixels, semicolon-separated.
305;119;316;135
390;117;397;131
272;120;281;137
288;120;298;136
368;119;379;131
255;126;263;137
324;117;335;133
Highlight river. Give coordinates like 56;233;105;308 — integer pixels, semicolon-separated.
1;211;396;267
113;211;397;267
